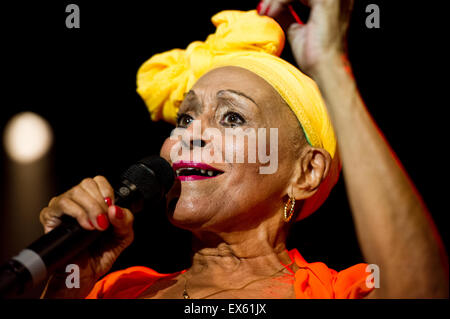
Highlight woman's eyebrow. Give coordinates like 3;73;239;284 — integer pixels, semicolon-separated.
183;90;194;99
180;90;203;114
217;89;258;107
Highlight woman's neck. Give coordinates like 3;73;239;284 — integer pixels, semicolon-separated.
188;221;294;277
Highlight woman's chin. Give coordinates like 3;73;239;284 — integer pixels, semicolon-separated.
167;203;213;230
168;216;205;231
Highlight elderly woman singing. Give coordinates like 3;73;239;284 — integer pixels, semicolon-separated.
40;1;448;299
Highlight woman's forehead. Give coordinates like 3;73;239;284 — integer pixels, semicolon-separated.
187;66;302;141
196;66;270;88
192;66;283;105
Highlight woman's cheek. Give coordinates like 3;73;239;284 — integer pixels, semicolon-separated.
160;137;176;163
222;129;259;164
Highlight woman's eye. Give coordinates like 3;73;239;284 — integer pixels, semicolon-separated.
221;112;245;127
176;114;194;128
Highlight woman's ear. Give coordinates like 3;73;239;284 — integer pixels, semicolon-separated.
291;146;332;199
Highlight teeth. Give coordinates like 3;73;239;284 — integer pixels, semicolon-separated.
175;167;222;177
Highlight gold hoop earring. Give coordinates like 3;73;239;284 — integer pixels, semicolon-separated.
284;197;296;222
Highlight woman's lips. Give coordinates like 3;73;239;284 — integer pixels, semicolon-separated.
172;161;224;181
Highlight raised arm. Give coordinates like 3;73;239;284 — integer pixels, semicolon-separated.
263;0;448;298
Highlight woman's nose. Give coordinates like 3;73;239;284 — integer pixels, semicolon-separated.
180;137;207;150
190;139;206;149
182;119;209;150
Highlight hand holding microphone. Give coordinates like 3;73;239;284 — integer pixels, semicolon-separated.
39;175;135;298
0;156;175;298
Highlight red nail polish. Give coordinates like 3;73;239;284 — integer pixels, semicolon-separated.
88;220;95;228
115;206;124;220
264;4;271;15
104;197;112;207
257;1;262;14
96;213;109;229
288;4;304;25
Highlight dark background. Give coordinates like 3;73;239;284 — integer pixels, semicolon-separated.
0;0;446;285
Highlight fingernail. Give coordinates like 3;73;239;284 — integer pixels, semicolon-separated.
257;1;262;14
264;4;271;15
104;197;112;207
96;213;109;229
115;206;124;220
288;4;304;25
88;220;95;228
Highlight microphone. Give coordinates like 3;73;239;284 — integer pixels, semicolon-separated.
0;156;175;298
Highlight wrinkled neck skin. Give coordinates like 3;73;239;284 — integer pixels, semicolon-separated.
187;213;297;281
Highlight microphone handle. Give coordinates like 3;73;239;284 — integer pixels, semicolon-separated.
0;188;143;298
0;217;101;298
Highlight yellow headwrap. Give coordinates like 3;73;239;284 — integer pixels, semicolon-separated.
137;10;340;220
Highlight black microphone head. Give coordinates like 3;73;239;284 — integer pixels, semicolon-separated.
137;156;175;194
120;156;175;202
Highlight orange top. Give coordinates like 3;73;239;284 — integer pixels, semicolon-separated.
85;249;373;299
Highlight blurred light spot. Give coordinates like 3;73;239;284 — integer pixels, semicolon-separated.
3;112;53;163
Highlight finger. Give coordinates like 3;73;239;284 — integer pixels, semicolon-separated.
40;206;62;233
287;22;306;45
93;175;115;204
307;0;338;25
41;197;95;233
257;1;303;33
258;0;272;16
270;3;301;30
257;0;280;16
69;185;109;231
286;22;307;66
107;205;134;239
79;177;110;212
265;0;292;17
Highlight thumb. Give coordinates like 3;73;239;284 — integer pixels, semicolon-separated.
107;205;134;239
287;22;305;45
287;22;307;62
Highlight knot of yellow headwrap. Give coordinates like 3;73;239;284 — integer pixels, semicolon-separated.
137;10;284;125
137;10;340;220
